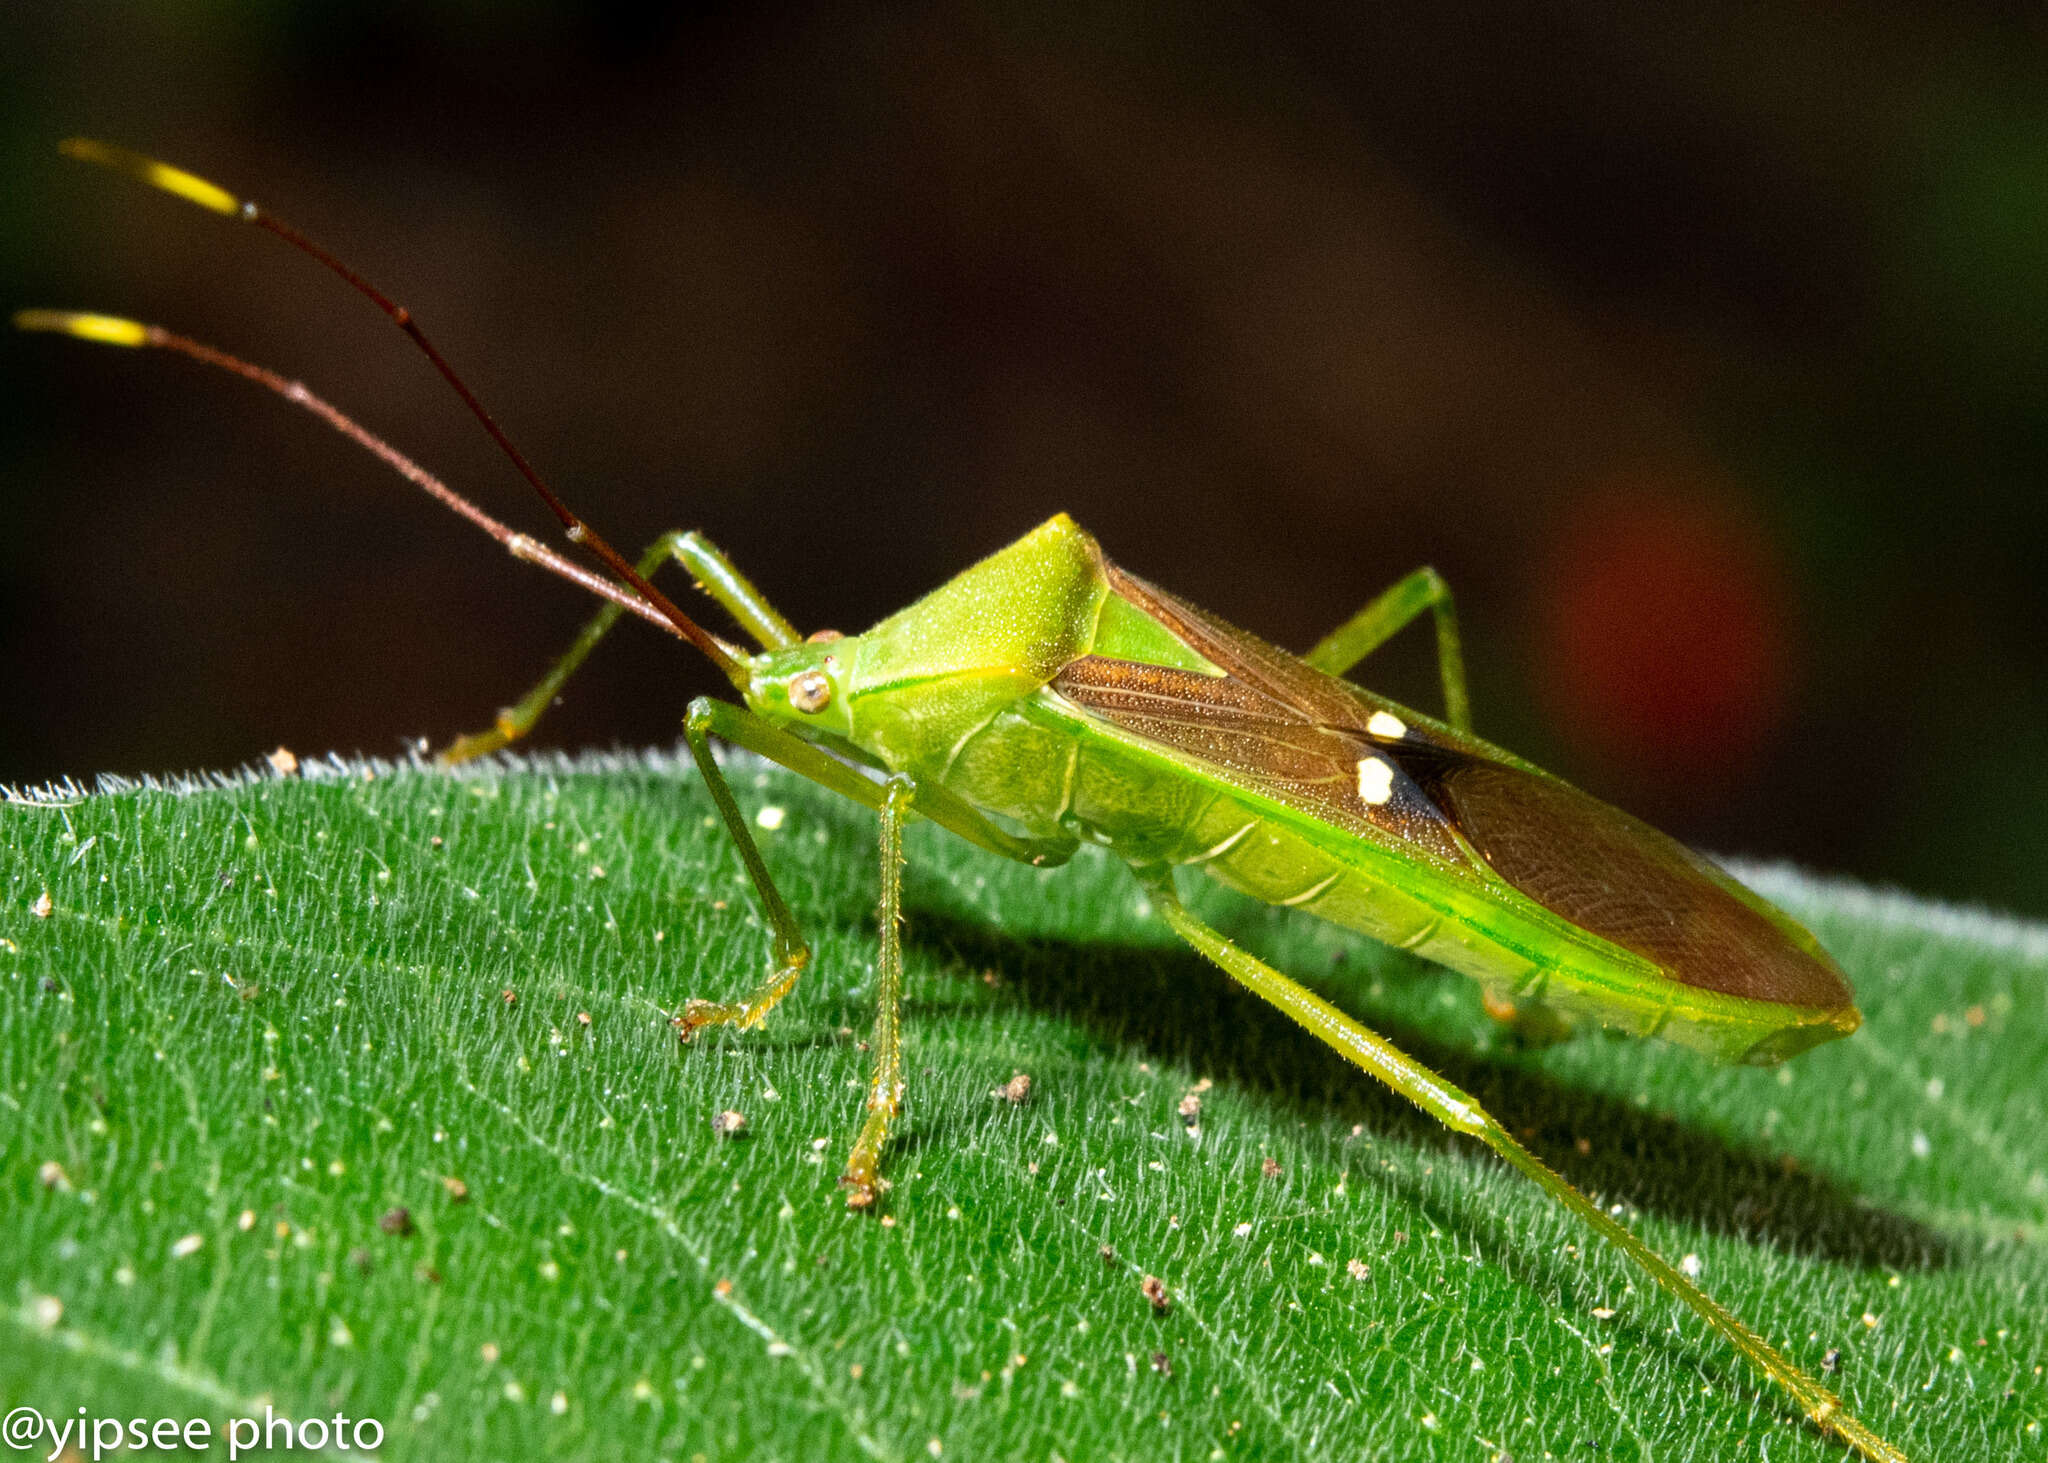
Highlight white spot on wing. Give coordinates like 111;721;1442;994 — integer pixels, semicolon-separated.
1357;756;1395;806
1366;711;1408;740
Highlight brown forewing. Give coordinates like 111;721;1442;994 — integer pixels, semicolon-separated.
1048;655;1467;863
1074;558;1854;1009
1099;561;1403;735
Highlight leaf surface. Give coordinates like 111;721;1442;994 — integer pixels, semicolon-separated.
2;750;2042;1460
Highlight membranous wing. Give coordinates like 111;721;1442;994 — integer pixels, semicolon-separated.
1059;559;1853;1012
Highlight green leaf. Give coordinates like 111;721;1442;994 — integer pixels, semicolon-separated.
2;750;2042;1461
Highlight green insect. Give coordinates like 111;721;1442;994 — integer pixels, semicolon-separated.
20;141;1905;1463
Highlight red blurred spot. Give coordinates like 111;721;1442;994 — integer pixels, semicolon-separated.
1535;485;1793;782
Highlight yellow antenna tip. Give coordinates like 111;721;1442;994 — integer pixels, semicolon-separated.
59;138;243;218
13;310;153;348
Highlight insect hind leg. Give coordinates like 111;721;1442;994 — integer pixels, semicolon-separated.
1302;566;1470;732
441;531;800;763
1134;864;1905;1463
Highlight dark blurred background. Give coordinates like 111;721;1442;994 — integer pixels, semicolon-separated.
3;4;2045;916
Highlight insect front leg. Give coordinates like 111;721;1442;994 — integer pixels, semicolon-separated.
686;698;1077;868
1302;566;1470;732
841;777;914;1209
674;700;814;1037
1133;865;1906;1463
679;698;1075;1206
442;530;800;763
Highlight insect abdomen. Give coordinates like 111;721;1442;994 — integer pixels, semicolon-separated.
954;692;1489;960
997;697;1852;1065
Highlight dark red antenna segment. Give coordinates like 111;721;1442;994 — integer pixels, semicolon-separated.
56;138;750;690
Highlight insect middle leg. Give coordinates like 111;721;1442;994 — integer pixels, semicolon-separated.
442;531;799;762
1133;864;1902;1463
1302;566;1470;731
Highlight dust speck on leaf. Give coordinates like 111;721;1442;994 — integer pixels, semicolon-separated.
1140;1274;1170;1314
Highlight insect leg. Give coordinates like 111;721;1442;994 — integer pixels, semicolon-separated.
1134;864;1906;1463
841;777;914;1209
678;692;1072;1021
442;531;801;763
681;702;1064;1206
673;701;814;1038
685;699;1078;870
1302;567;1470;732
665;531;801;652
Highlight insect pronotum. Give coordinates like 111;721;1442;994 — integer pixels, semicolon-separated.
19;141;1906;1463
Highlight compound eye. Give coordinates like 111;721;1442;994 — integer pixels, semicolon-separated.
789;670;832;714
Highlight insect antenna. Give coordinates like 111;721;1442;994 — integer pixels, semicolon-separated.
13;310;687;640
47;138;751;691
